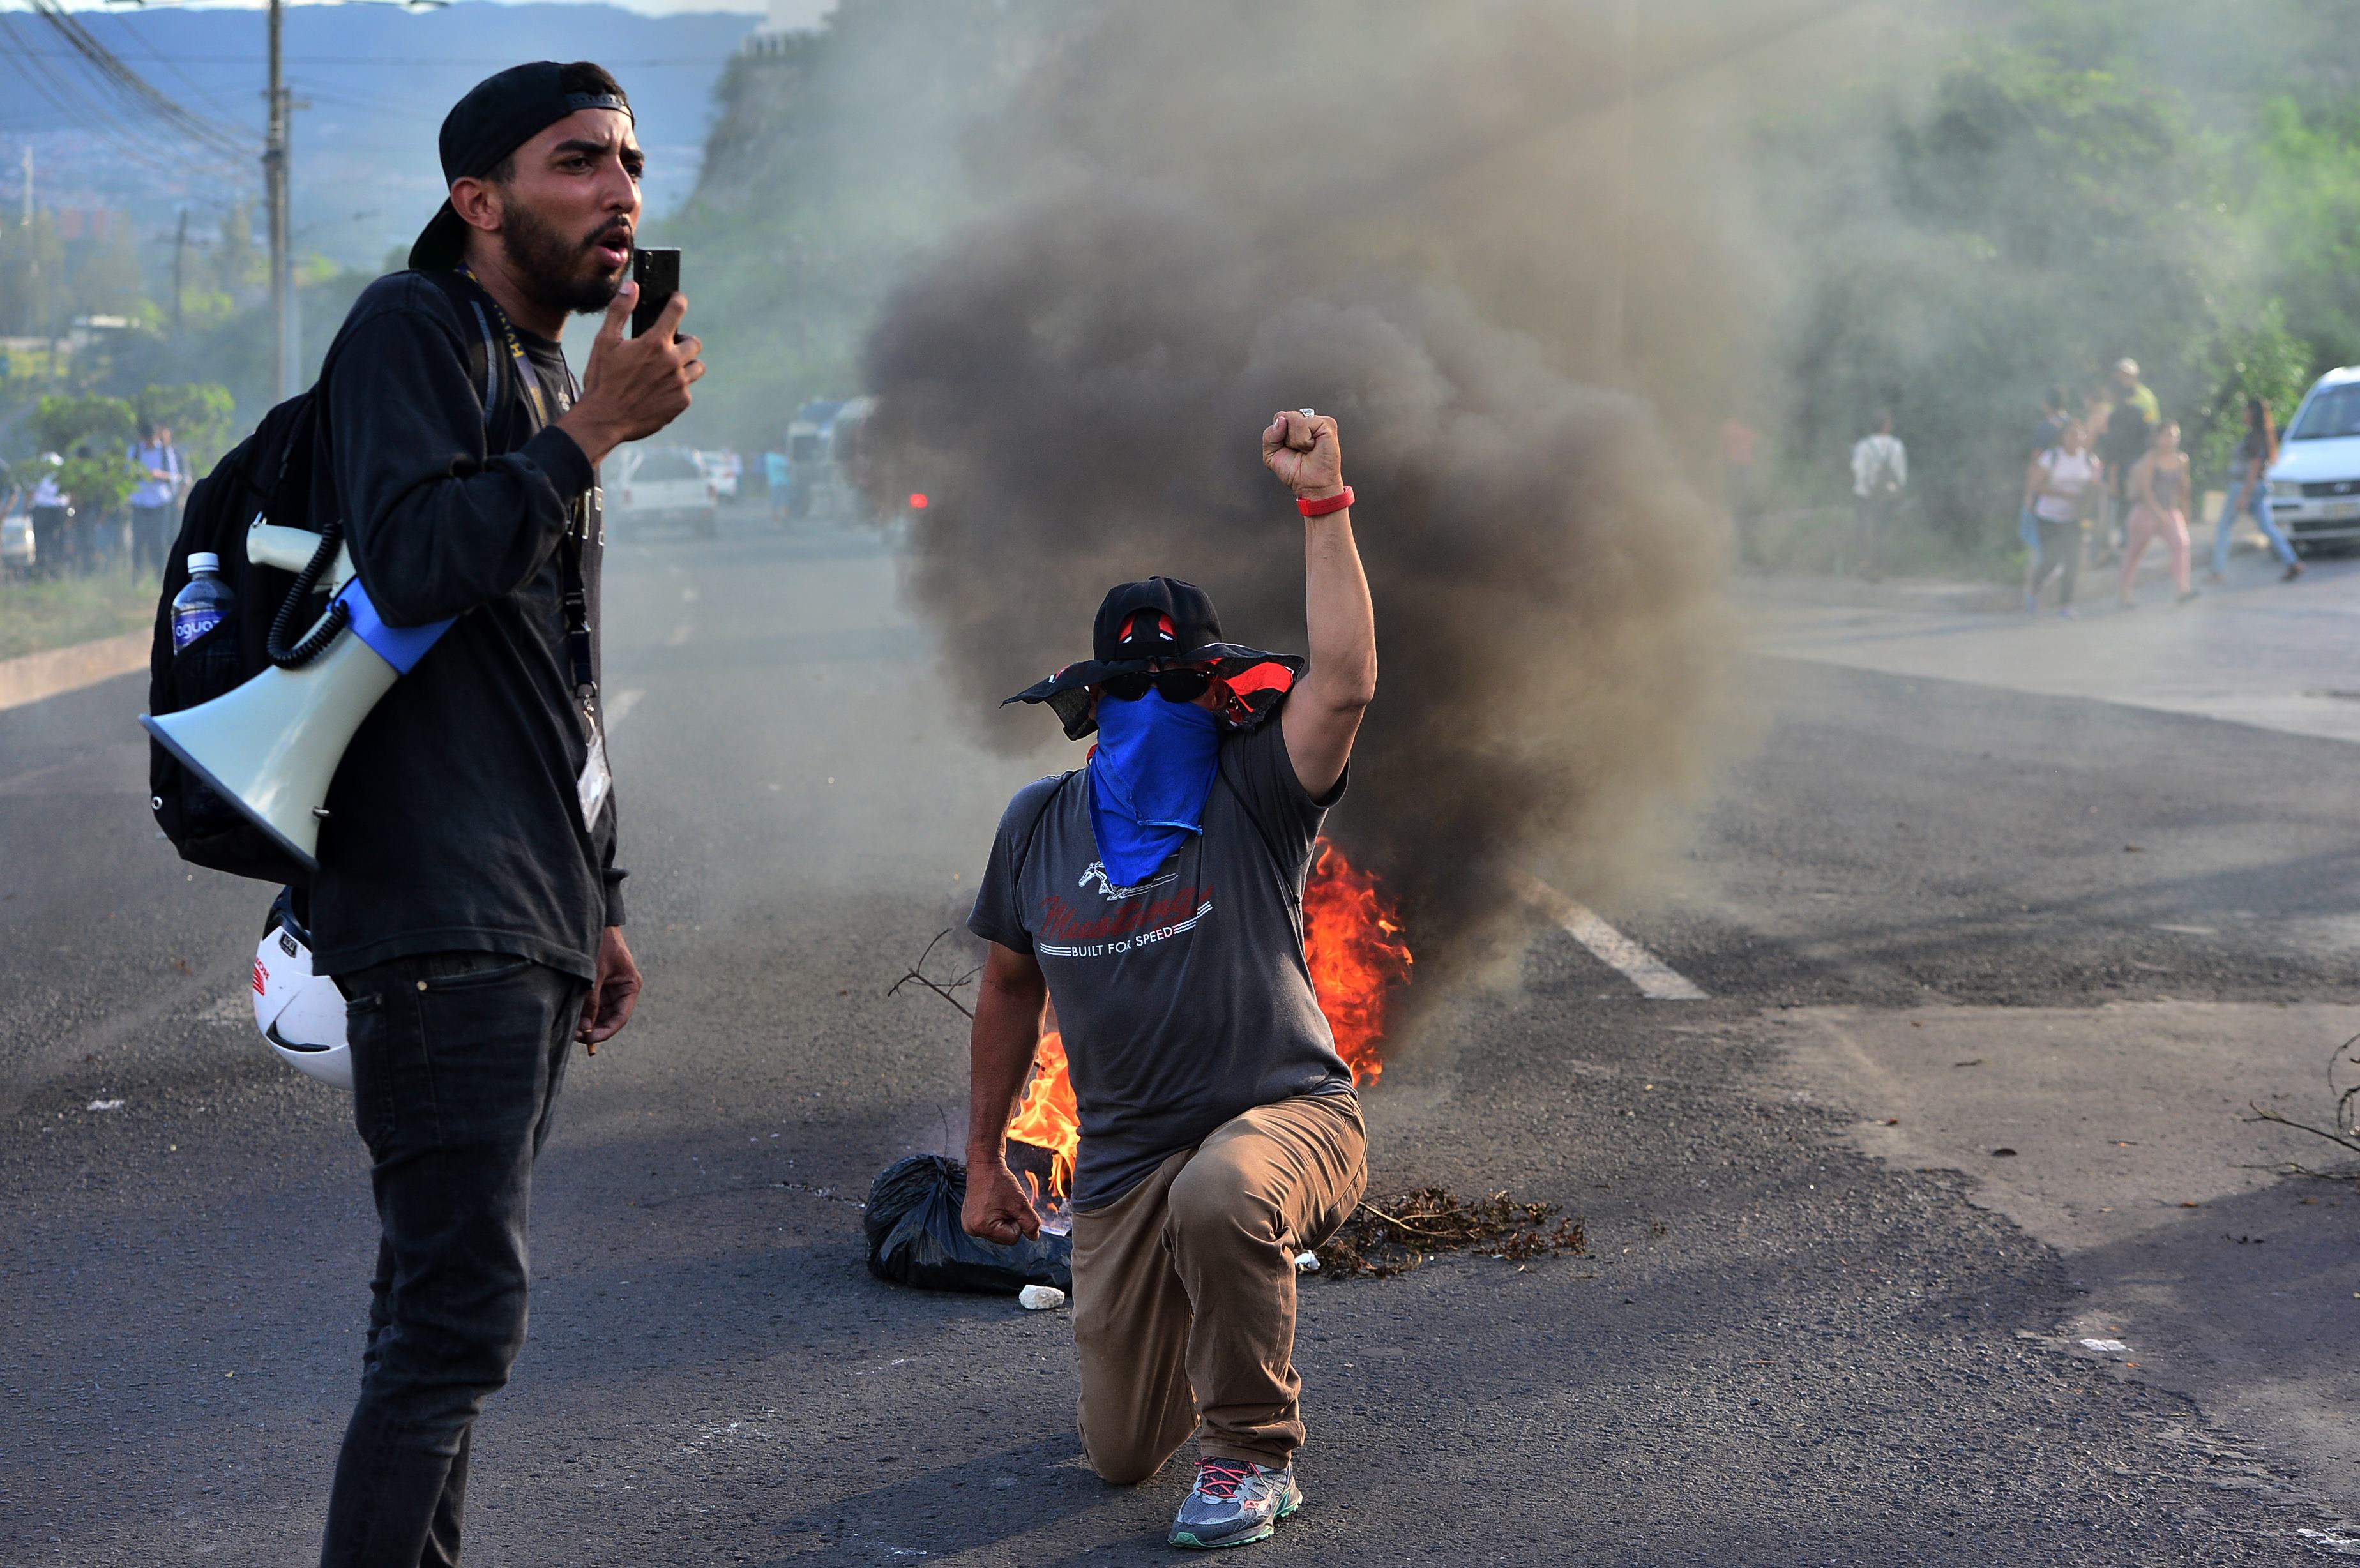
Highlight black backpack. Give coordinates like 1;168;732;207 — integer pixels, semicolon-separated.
146;270;513;884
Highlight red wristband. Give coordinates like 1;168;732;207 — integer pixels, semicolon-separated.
1297;485;1354;517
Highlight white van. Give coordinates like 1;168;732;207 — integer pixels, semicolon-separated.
2268;366;2360;554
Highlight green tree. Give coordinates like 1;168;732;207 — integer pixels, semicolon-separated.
2190;303;2315;479
2252;95;2360;375
31;393;140;516
1774;39;2242;547
31;393;136;455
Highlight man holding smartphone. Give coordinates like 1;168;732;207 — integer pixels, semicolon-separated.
305;61;702;1566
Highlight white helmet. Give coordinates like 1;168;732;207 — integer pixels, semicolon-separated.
253;890;350;1089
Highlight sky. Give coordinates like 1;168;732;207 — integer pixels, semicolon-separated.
2;0;792;264
41;0;836;18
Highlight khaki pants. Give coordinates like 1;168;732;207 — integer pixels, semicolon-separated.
1070;1093;1367;1483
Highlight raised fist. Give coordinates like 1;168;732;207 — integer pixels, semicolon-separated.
1262;409;1345;501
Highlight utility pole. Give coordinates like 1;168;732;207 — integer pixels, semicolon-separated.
19;144;31;229
172;207;189;336
264;0;293;399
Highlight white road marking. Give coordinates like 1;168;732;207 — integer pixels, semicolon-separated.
1515;873;1707;1000
605;688;645;727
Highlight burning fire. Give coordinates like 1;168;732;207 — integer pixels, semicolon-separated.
1006;1015;1080;1201
1008;838;1411;1200
1302;839;1413;1085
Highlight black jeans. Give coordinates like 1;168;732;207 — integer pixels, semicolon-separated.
320;951;587;1568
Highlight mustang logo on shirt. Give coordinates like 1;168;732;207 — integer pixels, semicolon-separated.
1078;862;1178;900
1037;875;1213;958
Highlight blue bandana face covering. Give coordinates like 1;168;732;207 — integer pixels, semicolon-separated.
1087;693;1220;888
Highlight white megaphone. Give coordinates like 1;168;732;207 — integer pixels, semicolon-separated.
140;518;453;872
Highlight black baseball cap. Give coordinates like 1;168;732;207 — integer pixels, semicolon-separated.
1003;576;1306;739
407;61;633;272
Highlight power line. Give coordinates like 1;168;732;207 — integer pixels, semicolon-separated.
0;45;734;66
22;0;257;163
0;19;231;177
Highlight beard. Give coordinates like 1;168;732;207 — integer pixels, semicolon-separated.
500;200;627;318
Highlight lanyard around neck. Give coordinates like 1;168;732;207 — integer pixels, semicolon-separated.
458;268;573;428
458;269;600;700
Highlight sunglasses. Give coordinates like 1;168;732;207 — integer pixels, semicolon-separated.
1100;668;1215;704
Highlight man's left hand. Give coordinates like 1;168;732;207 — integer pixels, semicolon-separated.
578;925;641;1051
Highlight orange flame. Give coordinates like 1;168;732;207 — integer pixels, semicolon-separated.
1007;1022;1079;1198
1302;839;1413;1088
1006;837;1410;1198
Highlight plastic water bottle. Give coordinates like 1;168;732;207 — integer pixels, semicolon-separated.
171;552;234;652
169;552;240;833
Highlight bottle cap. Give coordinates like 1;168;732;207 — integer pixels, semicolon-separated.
187;552;220;574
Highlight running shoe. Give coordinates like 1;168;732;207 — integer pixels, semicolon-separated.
2057;607;2076;620
2285;561;2307;582
1169;1457;1301;1549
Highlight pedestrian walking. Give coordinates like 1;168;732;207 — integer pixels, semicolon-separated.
2119;420;2195;607
303;61;703;1568
28;455;71;578
2027;419;2101;617
764;448;790;523
962;410;1375;1551
1849;411;1905;580
128;423;185;578
2207;395;2303;584
2096;358;2159;564
2020;387;2069;610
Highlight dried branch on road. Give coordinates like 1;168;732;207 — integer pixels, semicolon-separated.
888;929;981;1021
1315;1187;1588;1279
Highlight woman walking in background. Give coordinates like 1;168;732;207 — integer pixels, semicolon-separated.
2119;421;2195;607
2207;396;2304;584
2027;420;2101;617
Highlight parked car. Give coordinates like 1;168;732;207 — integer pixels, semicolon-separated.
2267;366;2360;555
1;462;33;579
611;444;718;539
1;507;32;579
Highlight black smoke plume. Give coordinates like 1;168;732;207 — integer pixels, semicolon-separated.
858;0;1752;1010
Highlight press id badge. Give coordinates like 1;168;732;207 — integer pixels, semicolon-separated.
576;708;613;830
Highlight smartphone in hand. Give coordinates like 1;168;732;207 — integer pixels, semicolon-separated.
630;248;679;340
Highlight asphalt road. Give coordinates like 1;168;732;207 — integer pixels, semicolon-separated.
4;509;2358;1565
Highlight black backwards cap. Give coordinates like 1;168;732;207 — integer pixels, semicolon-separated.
1004;576;1306;741
408;61;633;272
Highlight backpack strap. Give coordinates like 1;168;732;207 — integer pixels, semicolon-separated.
417;269;512;439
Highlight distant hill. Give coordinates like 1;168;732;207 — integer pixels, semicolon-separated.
0;1;762;270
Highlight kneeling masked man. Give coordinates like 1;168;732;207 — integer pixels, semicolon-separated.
962;411;1376;1551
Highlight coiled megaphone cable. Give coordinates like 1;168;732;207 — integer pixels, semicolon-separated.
266;520;349;670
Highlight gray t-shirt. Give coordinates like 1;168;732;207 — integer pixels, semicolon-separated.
968;718;1356;1210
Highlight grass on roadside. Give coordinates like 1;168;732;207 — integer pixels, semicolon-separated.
0;571;158;663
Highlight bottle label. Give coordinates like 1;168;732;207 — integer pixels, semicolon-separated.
172;605;225;652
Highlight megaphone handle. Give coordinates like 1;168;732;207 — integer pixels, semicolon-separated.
337;582;454;677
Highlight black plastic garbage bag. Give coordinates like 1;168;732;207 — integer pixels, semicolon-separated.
864;1154;1073;1294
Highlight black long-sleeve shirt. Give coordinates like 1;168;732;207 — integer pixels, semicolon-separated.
305;271;623;981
